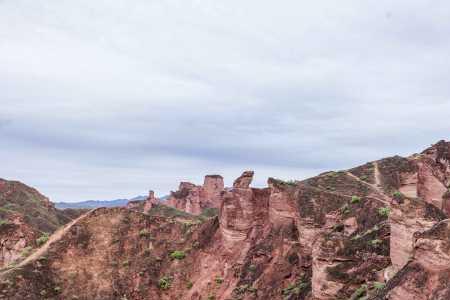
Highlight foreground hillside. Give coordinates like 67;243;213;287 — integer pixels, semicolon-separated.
0;179;86;268
2;141;450;299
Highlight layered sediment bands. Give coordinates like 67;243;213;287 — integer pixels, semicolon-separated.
233;171;254;188
267;178;297;226
166;175;225;215
143;190;159;214
374;220;450;300
389;197;447;272
8;141;450;299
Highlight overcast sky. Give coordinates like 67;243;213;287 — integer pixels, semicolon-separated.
1;0;450;202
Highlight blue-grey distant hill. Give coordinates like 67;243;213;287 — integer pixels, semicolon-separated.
55;196;146;209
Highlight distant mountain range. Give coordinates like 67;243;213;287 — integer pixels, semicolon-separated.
55;196;146;209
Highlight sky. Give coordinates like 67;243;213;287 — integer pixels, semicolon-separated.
1;0;450;202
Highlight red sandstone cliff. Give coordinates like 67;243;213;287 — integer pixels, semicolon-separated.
4;141;450;299
165;175;224;215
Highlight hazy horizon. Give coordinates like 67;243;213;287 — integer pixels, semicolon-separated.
2;0;450;202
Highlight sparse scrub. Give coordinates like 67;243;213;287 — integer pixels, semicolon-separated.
0;219;10;226
36;233;49;246
169;250;186;260
158;276;173;290
369;239;383;247
378;207;390;217
139;229;151;238
215;276;223;284
341;204;351;214
282;280;309;297
20;246;33;257
352;284;367;299
351;196;361;204
373;281;385;290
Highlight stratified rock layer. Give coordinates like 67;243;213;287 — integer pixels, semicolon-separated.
6;141;450;299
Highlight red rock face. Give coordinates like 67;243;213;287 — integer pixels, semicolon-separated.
416;141;450;210
143;190;159;214
8;141;450;300
233;171;254;188
165;175;225;215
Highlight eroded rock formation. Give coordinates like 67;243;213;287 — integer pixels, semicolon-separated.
6;141;450;299
166;175;224;215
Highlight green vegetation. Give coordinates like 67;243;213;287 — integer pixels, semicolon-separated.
281;280;310;298
360;175;368;181
0;219;10;226
169;250;186;260
373;281;385;290
139;229;151;237
248;264;257;272
272;178;297;187
378;207;390;217
352;284;367;299
148;204;192;218
36;233;50;246
340;204;351;214
233;284;257;295
333;223;344;232
158;276;173;290
20;246;33;257
215;276;223;284
393;191;403;200
351;195;361;204
186;281;193;289
369;239;383;247
200;208;219;218
351;234;361;241
207;295;216;300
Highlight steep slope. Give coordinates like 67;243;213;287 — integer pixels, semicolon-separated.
0;179;85;268
3;141;450;299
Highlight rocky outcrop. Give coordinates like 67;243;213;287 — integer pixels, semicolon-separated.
388;197;447;274
203;175;224;202
233;171;254;188
0;178;82;268
166;175;225;215
267;178;297;226
374;220;450;300
0;214;38;267
143;190;159;213
8;141;450;300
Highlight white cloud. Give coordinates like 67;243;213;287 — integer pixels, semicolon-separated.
1;0;450;201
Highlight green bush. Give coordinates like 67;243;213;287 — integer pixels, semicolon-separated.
169;250;186;260
351;196;361;204
369;239;383;247
340;204;351;214
20;246;33;257
393;191;403;199
282;280;309;297
186;281;193;289
352;284;367;298
215;276;223;284
139;229;151;238
158;276;172;290
0;219;10;226
36;233;49;246
378;207;390;217
373;281;385;290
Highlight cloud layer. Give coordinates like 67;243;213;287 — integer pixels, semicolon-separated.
1;0;450;201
